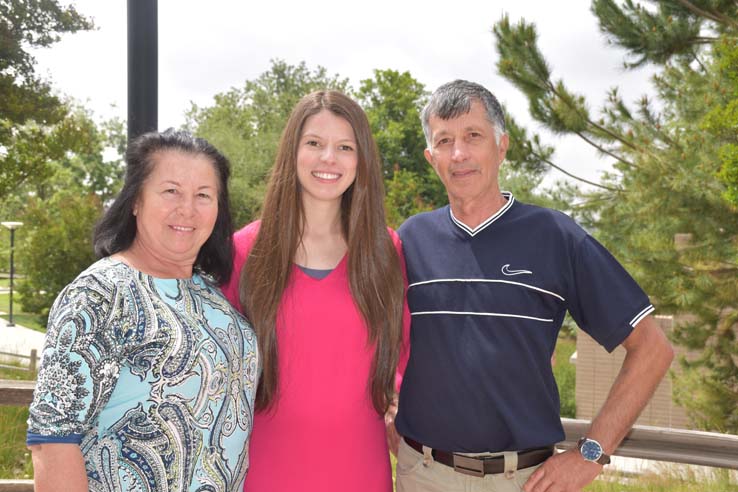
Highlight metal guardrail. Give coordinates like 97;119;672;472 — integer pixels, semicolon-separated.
560;418;738;470
1;381;737;491
0;481;32;492
0;350;37;373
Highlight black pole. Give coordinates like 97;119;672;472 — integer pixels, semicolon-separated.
128;0;158;141
8;228;14;327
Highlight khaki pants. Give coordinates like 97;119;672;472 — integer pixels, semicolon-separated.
395;438;542;492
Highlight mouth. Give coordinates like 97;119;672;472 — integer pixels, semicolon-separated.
312;171;342;181
170;225;195;232
451;169;478;178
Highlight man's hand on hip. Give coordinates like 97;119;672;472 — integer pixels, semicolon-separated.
523;448;602;492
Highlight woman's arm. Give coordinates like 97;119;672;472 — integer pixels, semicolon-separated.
30;443;88;492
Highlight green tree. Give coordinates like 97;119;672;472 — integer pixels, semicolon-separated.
3;109;126;317
493;1;738;431
16;191;102;320
0;0;93;196
186;60;349;227
357;69;450;223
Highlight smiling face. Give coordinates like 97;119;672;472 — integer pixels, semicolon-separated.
424;100;509;209
132;150;219;272
296;109;358;210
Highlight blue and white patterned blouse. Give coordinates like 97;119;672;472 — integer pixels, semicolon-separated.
27;257;259;492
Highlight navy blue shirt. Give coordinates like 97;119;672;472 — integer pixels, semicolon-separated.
395;193;653;453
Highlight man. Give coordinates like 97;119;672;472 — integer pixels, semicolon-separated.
393;80;674;492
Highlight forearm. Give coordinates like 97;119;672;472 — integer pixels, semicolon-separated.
587;316;674;453
30;443;89;492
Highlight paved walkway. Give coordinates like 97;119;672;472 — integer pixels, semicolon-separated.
0;316;45;367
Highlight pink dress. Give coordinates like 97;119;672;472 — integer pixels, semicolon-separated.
222;221;410;492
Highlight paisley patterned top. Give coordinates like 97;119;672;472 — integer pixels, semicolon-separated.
27;257;259;492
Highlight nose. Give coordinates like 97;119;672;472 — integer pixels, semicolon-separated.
320;146;336;164
451;141;470;162
176;195;196;217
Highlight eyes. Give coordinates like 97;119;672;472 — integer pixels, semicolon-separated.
434;131;484;147
303;139;355;152
162;188;214;202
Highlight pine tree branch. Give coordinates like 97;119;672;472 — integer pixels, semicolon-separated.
674;0;738;28
573;130;638;169
545;80;641;154
534;153;622;191
691;50;708;72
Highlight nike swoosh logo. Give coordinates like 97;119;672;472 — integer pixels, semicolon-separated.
501;264;533;276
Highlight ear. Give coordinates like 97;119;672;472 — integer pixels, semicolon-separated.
498;133;510;162
424;148;436;171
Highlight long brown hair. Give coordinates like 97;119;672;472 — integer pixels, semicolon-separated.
241;90;404;414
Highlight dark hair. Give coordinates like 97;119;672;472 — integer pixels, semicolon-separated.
93;129;234;283
421;79;506;146
242;91;405;414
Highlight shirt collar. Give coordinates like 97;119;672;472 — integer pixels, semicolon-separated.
448;191;515;237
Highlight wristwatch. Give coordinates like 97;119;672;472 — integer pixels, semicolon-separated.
577;437;611;465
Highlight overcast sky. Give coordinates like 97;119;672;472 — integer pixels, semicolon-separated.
33;0;656;185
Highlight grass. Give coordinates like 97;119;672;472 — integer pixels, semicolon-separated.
587;466;738;491
0;291;45;332
0;365;35;480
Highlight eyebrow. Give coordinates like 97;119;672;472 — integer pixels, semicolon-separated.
301;132;356;142
160;180;215;190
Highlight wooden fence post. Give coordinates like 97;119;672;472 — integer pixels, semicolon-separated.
28;350;37;374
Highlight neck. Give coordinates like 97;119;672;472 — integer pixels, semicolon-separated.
118;240;195;279
449;189;507;230
295;196;346;268
301;196;343;239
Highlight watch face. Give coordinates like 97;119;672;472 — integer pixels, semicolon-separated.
580;440;603;461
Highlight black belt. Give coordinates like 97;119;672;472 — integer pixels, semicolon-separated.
403;437;553;477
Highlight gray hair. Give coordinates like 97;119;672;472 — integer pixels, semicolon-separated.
421;80;506;147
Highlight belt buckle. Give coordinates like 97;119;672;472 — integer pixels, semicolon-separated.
452;454;485;478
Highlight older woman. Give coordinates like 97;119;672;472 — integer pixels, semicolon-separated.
27;130;259;492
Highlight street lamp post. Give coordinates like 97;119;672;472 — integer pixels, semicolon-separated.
1;221;23;327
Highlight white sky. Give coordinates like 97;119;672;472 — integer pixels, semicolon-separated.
33;0;656;185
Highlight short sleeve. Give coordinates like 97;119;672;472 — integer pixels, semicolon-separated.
27;276;120;444
566;234;654;352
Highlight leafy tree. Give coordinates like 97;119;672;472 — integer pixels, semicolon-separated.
2;108;125;316
356;69;429;177
357;69;451;221
493;1;738;431
186;60;349;227
16;191;102;320
701;38;738;206
0;0;93;195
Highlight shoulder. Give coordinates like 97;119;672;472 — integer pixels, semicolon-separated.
232;220;262;261
48;258;129;329
233;220;261;250
398;206;448;238
386;226;404;256
512;201;588;243
60;257;131;297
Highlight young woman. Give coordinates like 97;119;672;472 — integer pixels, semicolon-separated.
223;91;409;491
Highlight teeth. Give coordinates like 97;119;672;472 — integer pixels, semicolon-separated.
312;171;341;180
172;226;194;232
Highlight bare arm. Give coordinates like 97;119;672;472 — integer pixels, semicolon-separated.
525;315;674;492
587;315;674;452
30;443;89;492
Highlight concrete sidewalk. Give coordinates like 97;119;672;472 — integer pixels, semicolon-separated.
0;316;45;367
